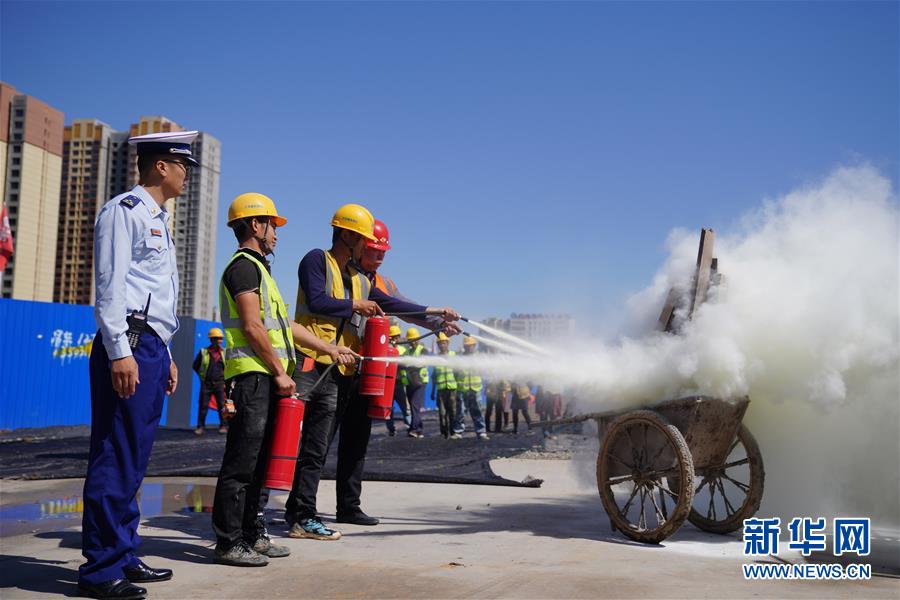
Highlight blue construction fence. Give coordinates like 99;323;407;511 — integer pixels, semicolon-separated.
0;298;221;430
0;298;442;430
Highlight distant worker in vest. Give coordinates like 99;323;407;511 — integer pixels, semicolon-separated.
402;327;431;438
485;378;512;433
212;193;357;568
79;131;197;600
511;381;535;435
192;328;228;435
431;333;459;439
285;204;460;538
453;336;489;439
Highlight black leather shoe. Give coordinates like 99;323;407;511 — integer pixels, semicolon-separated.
123;560;173;583
336;511;379;526
77;579;146;599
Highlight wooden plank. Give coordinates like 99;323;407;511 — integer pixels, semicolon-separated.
657;287;680;332
688;228;715;319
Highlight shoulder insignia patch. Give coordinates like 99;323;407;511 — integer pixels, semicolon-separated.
119;195;139;209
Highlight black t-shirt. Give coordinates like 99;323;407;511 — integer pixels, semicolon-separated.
223;248;270;299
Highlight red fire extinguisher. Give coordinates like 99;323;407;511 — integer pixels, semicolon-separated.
263;396;306;491
367;346;398;419
359;316;390;396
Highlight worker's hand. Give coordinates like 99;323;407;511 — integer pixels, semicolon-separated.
328;344;359;366
274;372;296;398
167;360;178;395
352;299;385;317
222;400;237;421
111;356;140;399
428;307;460;322
442;322;463;336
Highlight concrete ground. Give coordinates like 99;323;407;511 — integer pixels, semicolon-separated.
1;458;897;599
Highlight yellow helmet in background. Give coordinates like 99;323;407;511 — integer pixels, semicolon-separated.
389;325;402;338
208;327;224;339
406;327;421;341
463;336;477;346
436;332;450;342
228;193;287;227
331;203;376;241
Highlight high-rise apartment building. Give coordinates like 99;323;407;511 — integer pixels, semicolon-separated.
56;115;221;318
172;131;220;320
54;119;116;305
0;82;64;301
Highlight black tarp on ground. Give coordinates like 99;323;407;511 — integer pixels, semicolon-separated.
0;413;582;486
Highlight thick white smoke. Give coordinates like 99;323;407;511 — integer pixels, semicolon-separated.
400;165;900;526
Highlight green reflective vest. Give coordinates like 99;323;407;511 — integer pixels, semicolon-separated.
433;350;457;390
399;344;429;386
456;367;483;393
219;251;296;380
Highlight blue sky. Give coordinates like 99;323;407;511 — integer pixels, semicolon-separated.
3;1;897;332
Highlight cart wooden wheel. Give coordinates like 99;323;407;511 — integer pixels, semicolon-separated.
596;410;694;544
685;424;765;534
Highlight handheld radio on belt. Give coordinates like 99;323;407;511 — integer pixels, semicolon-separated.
126;294;152;349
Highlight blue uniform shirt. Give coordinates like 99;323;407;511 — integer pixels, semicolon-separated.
93;185;179;359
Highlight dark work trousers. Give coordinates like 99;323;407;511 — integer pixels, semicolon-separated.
405;384;425;435
79;330;169;586
485;395;509;432
212;372;278;550
392;379;410;426
197;381;226;428
282;363;352;524
454;390;487;434
335;380;372;516
436;389;457;438
512;399;532;434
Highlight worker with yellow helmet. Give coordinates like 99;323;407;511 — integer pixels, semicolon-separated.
430;332;459;439
283;203;461;536
453;336;489;439
211;193;356;568
191;328;228;435
400;327;431;438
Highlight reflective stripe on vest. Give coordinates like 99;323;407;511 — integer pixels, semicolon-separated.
219;251;297;380
457;369;483;393
433;350;457;390
295;250;372;376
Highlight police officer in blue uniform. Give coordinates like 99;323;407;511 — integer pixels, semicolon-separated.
78;131;199;600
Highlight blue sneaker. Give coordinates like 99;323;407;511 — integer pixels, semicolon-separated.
288;517;342;541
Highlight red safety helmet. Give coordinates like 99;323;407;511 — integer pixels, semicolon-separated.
367;219;391;251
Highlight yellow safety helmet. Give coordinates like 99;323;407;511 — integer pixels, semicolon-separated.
228;193;287;227
208;327;224;339
406;327;421;341
436;332;450;342
389;325;402;338
331;203;376;241
463;336;477;346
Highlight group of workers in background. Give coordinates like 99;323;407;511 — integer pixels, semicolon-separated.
77;129;564;600
194;322;571;442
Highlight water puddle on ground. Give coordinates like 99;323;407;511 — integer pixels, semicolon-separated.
0;479;286;538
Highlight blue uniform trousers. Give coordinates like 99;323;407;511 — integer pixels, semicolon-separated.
79;331;169;585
